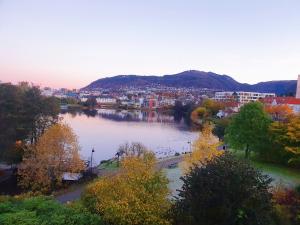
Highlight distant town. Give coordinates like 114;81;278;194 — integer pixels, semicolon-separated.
40;74;300;116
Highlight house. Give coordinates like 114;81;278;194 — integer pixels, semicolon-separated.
261;97;300;114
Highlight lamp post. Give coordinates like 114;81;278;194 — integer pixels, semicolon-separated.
187;141;192;153
90;148;95;171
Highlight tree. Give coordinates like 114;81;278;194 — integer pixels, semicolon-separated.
212;117;231;141
181;123;222;173
18;123;84;193
117;142;148;157
225;102;272;158
269;114;300;166
82;151;171;225
0;196;102;225
172;153;275;225
264;104;293;121
84;97;97;108
0;83;59;163
190;99;224;127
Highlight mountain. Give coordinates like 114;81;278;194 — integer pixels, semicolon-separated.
83;70;297;96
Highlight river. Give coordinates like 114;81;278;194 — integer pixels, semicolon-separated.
61;109;198;165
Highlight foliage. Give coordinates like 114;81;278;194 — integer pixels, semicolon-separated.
225;102;272;158
0;196;102;225
83;97;97;108
264;104;293;121
212;117;231;141
272;185;300;225
117;142;148;157
172;153;275;225
82;151;171;225
190;99;224;126
0;82;59;163
60;97;79;105
173;100;196;125
181;123;222;173
268;114;300;166
18;123;85;193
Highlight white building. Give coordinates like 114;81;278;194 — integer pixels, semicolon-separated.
296;74;300;99
96;96;117;104
80;97;88;102
41;87;55;97
214;91;276;104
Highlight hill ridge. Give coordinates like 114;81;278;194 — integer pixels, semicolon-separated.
83;70;297;96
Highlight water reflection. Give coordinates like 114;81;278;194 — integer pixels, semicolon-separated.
61;109;198;165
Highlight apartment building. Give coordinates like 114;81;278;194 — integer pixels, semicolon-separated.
214;91;276;104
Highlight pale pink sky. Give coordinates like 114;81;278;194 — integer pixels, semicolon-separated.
1;0;300;89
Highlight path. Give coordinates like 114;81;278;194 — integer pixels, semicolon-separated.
55;156;184;203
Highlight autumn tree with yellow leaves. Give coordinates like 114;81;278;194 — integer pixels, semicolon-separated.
269;114;300;166
18;123;84;193
181;123;222;173
82;150;171;225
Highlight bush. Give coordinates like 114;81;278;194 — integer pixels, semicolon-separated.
82;152;171;225
0;196;102;225
172;153;275;225
273;186;300;225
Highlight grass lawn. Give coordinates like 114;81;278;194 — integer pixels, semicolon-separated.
164;167;183;197
232;150;300;188
98;160;119;171
164;151;300;198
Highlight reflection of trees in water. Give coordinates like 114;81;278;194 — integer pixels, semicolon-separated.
61;109;191;129
97;110;176;123
61;108;97;118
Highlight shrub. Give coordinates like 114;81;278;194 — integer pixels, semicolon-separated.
172;153;275;225
273;186;300;225
82;151;171;225
0;196;102;225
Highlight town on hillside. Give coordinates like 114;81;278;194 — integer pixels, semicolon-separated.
40;75;300;116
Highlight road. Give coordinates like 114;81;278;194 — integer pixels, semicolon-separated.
55;155;184;203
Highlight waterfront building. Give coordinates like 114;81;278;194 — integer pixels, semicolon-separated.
296;75;300;99
214;91;276;104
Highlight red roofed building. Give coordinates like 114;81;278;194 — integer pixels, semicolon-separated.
260;97;300;114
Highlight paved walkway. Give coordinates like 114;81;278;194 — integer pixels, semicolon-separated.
55;156;184;203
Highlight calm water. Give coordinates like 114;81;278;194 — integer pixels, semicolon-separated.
61;109;198;165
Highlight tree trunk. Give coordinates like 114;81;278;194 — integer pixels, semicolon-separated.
245;144;249;159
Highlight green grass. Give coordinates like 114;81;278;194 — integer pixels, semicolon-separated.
231;149;300;188
164;167;183;197
164;151;300;198
98;160;119;170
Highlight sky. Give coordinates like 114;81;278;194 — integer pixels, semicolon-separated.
0;0;300;89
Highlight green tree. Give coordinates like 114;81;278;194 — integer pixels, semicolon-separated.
0;83;59;163
212;117;231;141
225;102;271;158
84;97;97;108
172;153;275;225
0;196;102;225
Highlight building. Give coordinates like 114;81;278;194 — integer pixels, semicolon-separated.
96;96;117;105
296;74;300;99
261;97;300;114
214;91;276;104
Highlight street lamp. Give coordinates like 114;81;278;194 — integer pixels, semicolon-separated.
90;148;95;169
187;141;192;153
